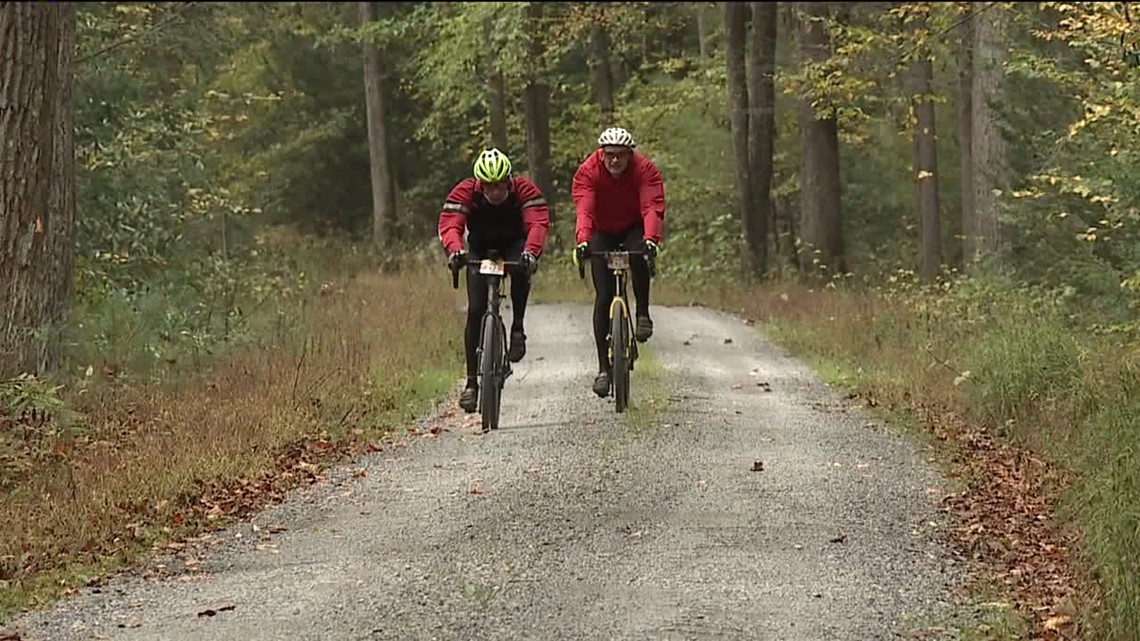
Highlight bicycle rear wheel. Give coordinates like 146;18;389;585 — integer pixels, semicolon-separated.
479;313;503;432
612;302;630;413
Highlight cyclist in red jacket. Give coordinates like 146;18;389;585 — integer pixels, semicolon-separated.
571;127;666;398
439;148;550;413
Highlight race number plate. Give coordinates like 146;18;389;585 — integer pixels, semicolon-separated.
606;253;630;271
479;259;506;276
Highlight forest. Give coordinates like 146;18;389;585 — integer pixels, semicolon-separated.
3;2;1140;639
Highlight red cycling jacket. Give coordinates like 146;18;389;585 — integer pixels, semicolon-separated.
437;175;550;257
572;148;666;245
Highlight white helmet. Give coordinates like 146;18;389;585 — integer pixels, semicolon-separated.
598;126;636;149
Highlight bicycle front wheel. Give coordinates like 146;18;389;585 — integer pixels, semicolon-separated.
612;302;630;413
479;314;503;432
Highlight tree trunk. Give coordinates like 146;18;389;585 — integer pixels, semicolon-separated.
747;1;776;279
956;5;974;270
483;15;509;151
0;3;77;379
590;23;615;126
911;14;942;282
795;2;844;277
360;1;398;250
725;2;757;280
525;2;555;229
697;4;711;57
968;4;1007;267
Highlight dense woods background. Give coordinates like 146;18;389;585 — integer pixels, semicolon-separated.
5;2;1140;639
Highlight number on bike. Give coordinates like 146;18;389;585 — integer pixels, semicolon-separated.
479;259;506;276
606;252;630;271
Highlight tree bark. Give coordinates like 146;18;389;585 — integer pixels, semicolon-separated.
525;2;555;229
968;4;1007;267
955;3;973;271
747;1;776;279
795;2;844;277
0;3;78;378
911;13;942;282
590;22;615;126
483;15;509;151
725;3;757;280
360;1;398;250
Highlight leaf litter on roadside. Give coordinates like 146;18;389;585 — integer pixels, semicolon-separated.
854;394;1090;641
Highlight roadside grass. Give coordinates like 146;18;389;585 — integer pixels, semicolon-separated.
0;263;463;622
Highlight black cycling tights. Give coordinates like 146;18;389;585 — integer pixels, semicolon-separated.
466;260;530;383
589;226;651;373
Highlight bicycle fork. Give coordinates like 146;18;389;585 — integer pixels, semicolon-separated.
477;277;513;387
606;274;639;370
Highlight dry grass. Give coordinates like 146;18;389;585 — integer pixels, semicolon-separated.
0;266;463;619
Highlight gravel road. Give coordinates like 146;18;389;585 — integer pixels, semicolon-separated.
7;302;969;641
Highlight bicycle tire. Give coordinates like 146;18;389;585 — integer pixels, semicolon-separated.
612;302;630;414
479;314;502;432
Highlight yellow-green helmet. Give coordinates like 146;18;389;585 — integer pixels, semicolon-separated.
473;148;512;183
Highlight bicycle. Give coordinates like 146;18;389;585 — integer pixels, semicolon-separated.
450;250;524;433
578;245;656;414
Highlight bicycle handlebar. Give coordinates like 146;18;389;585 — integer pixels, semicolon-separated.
449;257;525;289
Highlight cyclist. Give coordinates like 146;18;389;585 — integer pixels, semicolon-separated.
571;127;666;398
438;148;550;413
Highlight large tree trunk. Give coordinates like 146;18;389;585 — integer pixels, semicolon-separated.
525;2;555;229
968;4;1007;268
0;3;78;379
590;22;615;126
911;13;942;282
747;1;776;279
795;2;844;276
359;1;398;250
955;4;973;271
483;15;509;151
725;3;757;279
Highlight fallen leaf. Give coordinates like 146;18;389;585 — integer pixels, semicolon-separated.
1043;615;1071;630
751;461;764;472
829;533;847;544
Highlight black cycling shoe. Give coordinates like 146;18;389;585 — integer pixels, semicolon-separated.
507;328;527;363
459;385;478;413
592;371;611;398
635;315;654;343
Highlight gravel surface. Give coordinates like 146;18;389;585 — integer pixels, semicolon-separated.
6;302;969;641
